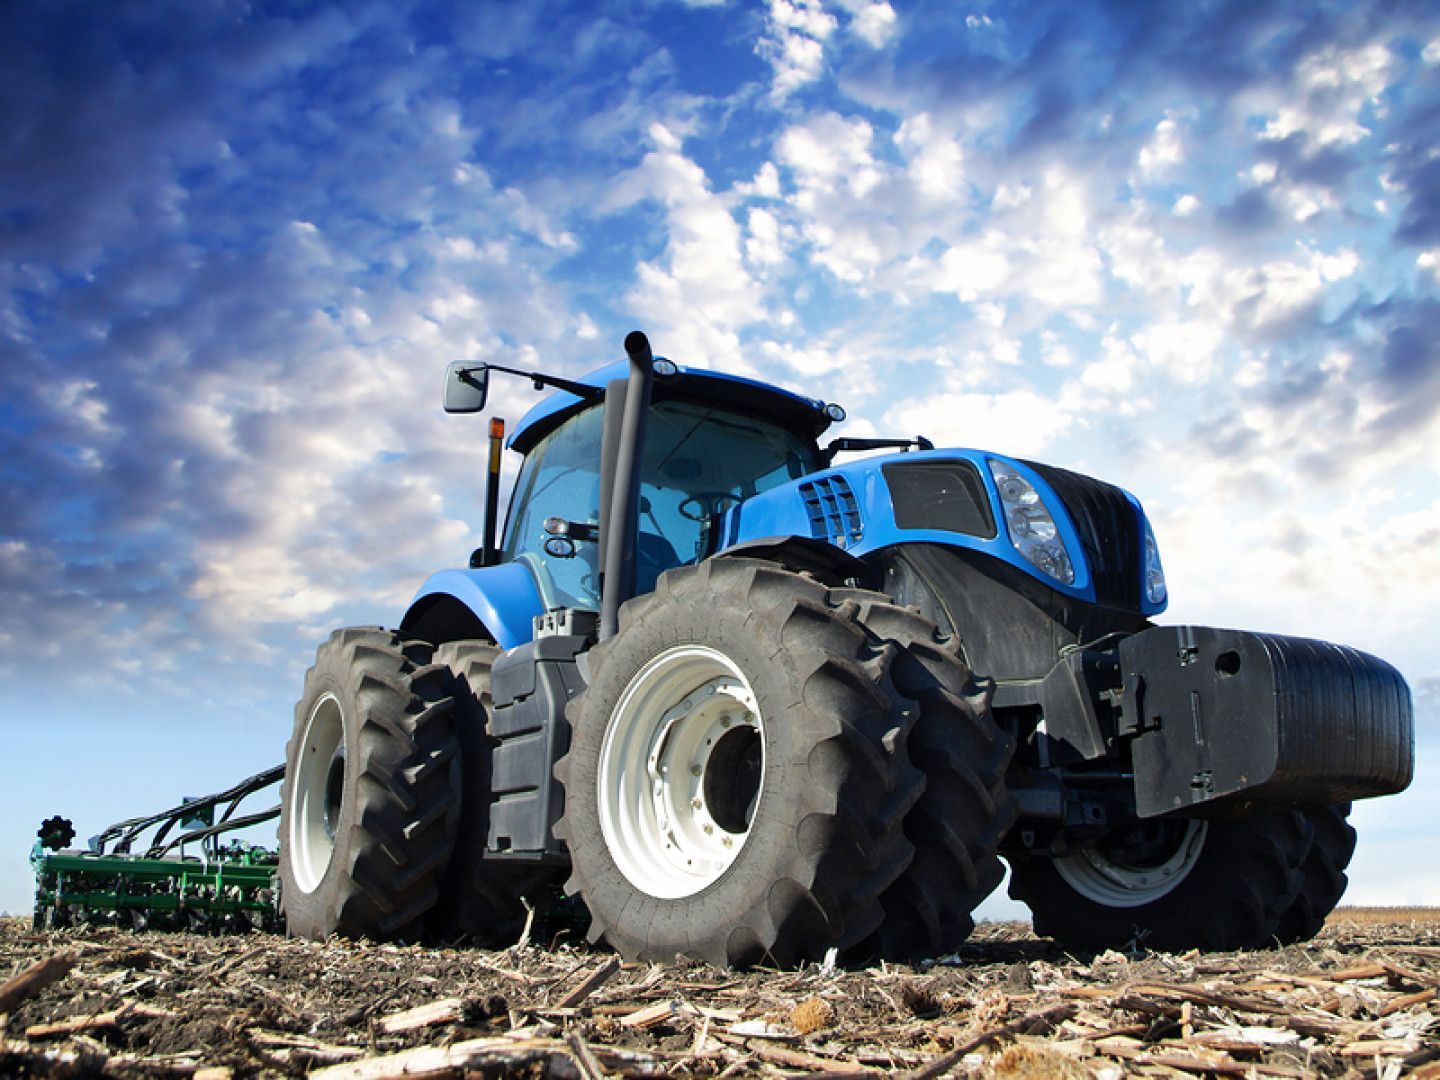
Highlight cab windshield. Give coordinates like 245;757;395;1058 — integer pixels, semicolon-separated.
503;400;817;610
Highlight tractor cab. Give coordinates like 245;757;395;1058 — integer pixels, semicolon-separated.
502;365;832;611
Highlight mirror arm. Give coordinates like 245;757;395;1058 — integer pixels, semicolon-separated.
482;363;605;403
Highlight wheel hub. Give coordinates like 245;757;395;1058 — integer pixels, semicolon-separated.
290;691;345;894
1054;818;1208;908
599;646;764;899
323;751;346;841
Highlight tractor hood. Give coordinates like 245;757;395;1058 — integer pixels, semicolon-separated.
508;360;838;455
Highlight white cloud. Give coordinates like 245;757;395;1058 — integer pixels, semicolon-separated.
1131;319;1226;384
885;387;1073;456
992;182;1030;209
937;238;1011;301
622;126;763;370
1257;42;1393;148
1027;238;1104;308
759;340;838;376
745;207;787;267
777;112;880;195
835;0;897;47
47;379;111;435
894;113;965;199
1138;116;1183;175
1075;332;1140;397
1109;236;1364;341
758;0;838;98
736;161;782;199
1172;193;1199;216
772;112;902;284
1041;331;1075;369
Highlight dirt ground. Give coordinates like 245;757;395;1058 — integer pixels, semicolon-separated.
1;913;1438;1078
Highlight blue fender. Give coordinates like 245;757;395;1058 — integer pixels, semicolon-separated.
402;562;545;650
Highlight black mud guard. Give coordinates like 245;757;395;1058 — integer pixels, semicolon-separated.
1120;626;1414;818
715;535;873;586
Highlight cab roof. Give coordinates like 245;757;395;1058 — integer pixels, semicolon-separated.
508;360;839;454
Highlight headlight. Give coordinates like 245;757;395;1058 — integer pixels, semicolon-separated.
988;460;1075;586
1142;517;1167;606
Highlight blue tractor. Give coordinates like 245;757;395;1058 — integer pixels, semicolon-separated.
277;332;1413;966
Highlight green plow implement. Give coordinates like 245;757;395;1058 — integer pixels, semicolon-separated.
31;765;285;932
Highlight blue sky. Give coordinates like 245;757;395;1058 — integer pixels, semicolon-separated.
2;0;1437;919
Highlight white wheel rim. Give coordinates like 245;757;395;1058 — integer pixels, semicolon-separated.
598;645;764;899
1055;819;1208;908
290;691;345;894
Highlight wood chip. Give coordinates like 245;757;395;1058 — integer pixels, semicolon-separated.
25;1001;173;1038
1378;959;1440;988
246;1029;365;1064
564;1029;608;1080
1098;1039;1252;1076
1378;986;1437;1015
0;952;78;1015
1338;1038;1422;1056
373;997;464;1034
556;956;621;1008
310;1035;666;1079
743;1039;874;1074
619;998;684;1028
1326;962;1391;981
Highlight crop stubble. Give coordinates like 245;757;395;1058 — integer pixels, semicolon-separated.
1;911;1437;1078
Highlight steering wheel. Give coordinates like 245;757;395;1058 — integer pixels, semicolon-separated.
678;491;741;522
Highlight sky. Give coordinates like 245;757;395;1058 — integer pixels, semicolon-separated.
2;0;1437;921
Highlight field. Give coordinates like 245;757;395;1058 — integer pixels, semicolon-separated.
2;911;1438;1078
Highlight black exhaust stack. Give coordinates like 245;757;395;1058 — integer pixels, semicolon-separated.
598;331;655;640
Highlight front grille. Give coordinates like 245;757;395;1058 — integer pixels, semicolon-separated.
1024;461;1141;609
798;475;863;548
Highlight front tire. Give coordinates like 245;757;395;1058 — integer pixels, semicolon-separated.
279;628;460;941
556;558;923;968
1007;811;1312;952
1275;803;1356;944
831;595;1017;960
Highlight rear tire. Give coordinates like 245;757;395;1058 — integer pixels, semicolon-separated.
279;628;460;941
429;640;560;946
1275;803;1356;944
555;558;923;968
1007;811;1312;952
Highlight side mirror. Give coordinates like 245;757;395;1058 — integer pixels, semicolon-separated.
444;361;489;413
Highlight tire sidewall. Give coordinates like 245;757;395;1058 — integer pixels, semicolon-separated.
280;632;433;939
280;647;369;938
